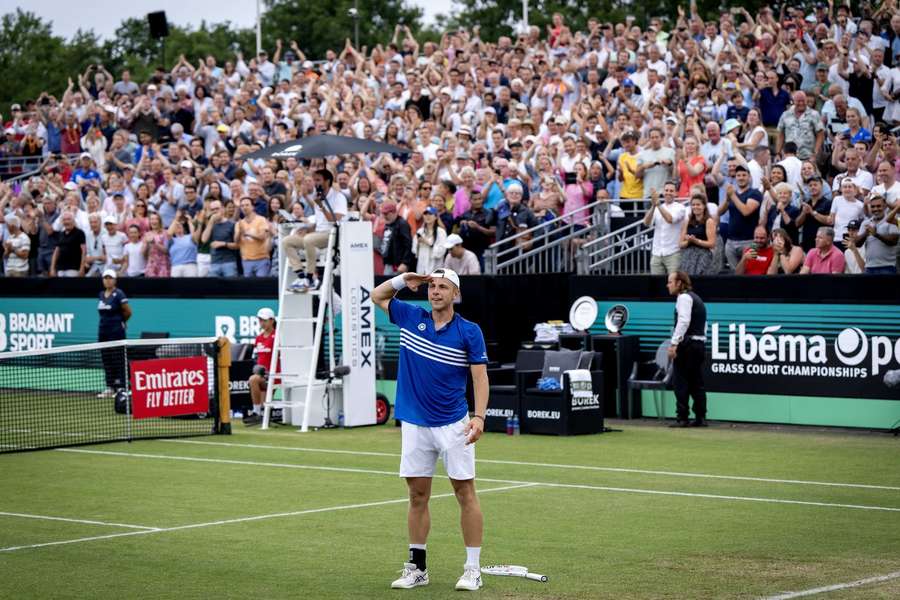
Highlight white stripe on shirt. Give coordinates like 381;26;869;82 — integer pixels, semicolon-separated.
399;329;468;359
399;341;470;368
399;334;470;366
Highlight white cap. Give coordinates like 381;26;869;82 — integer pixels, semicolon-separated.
439;86;452;96
80;152;92;160
102;268;117;279
103;215;117;225
180;160;193;169
430;267;460;290
256;307;276;320
63;181;79;191
444;233;464;250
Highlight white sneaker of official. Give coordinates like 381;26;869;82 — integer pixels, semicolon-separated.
391;562;429;589
455;567;483;591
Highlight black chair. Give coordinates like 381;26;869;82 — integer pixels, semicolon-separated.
626;341;672;421
519;351;605;435
484;350;546;432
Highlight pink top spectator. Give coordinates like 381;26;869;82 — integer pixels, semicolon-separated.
804;246;846;274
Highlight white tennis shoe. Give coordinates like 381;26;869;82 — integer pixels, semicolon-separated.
391;562;429;589
455;567;483;591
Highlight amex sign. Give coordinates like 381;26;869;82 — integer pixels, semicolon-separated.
130;356;210;419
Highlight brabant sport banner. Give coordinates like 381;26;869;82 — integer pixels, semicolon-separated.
130;356;210;419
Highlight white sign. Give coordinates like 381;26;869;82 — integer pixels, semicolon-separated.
340;221;377;427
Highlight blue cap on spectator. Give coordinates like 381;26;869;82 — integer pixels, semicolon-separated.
424;206;438;215
622;79;634;88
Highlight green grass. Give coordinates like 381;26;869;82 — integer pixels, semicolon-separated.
1;421;899;599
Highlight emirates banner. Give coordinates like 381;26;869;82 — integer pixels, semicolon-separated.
130;356;210;419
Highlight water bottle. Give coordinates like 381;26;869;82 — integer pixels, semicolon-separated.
506;415;514;435
513;414;521;436
338;409;345;428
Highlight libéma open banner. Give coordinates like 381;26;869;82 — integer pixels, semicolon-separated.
130;356;210;419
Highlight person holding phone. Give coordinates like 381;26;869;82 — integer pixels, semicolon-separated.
736;227;774;275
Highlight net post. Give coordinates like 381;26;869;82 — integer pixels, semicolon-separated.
216;336;232;435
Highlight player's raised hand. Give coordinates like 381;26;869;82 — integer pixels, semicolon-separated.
402;272;432;292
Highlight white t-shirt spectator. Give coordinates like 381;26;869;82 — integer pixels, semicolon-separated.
650;202;686;257
124;241;147;277
778;156;803;190
833;170;874;195
844;245;866;274
101;230;127;269
870;181;900;207
829;196;866;240
4;232;30;274
314;188;348;232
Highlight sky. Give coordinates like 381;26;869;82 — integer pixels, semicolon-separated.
2;0;455;41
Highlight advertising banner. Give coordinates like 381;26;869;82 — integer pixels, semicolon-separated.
340;221;377;427
130;356;210;419
591;302;900;402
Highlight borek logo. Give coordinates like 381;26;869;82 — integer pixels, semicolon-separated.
711;323;900;376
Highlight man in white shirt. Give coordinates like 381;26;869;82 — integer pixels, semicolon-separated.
286;169;347;292
82;214;106;276
100;216;127;274
832;148;874;197
643;183;686;275
870;160;900;208
777;142;803;190
747;146;769;192
442;233;481;275
3;216;30;277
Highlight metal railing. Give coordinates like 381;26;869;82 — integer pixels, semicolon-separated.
483;199;611;275
576;219;654;275
0;155;47;181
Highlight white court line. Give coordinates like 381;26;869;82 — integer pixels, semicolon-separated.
0;483;535;553
163;438;900;492
0;511;158;531
58;448;900;513
760;569;900;599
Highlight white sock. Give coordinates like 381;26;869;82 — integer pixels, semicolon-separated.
253;405;262;415
465;546;480;569
409;544;426;550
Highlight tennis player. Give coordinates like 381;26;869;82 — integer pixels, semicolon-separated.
372;268;489;591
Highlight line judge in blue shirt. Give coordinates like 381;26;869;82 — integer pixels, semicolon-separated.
372;267;490;592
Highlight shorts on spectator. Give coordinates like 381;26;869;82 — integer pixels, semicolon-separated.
399;417;475;480
650;252;681;276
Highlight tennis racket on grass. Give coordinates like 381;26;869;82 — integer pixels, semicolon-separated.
481;565;548;582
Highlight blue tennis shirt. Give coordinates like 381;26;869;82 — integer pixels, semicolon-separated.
389;299;488;427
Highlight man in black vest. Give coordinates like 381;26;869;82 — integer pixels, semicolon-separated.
666;271;708;427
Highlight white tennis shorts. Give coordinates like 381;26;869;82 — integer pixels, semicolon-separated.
400;416;475;480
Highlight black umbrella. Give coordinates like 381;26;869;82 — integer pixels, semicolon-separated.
243;134;410;161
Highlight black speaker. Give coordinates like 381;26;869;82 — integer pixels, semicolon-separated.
147;11;169;39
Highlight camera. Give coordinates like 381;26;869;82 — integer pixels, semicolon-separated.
347;7;358;17
564;172;577;185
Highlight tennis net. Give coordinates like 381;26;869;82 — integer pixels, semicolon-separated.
0;336;231;453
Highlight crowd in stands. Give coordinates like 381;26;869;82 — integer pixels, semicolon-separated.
2;3;900;279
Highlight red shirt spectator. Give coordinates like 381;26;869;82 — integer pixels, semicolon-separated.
736;227;773;275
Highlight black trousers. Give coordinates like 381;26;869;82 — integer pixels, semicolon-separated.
99;329;126;389
672;340;707;420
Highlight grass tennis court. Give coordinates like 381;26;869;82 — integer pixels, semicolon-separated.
1;421;899;599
